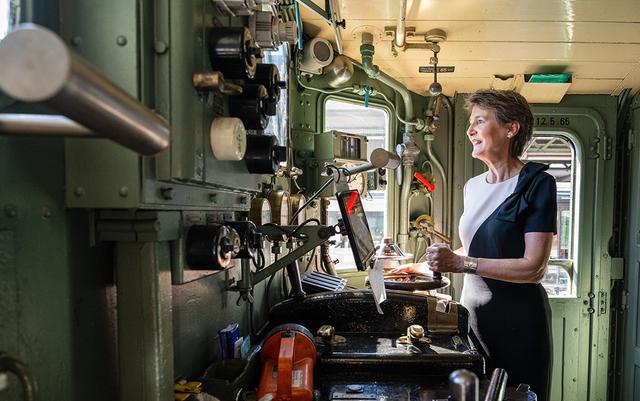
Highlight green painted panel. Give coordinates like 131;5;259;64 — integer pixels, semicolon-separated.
59;0;143;208
622;95;640;401
0;137;74;400
65;139;141;208
172;252;284;378
116;242;174;401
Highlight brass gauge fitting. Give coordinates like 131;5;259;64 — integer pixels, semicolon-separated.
289;194;307;224
267;190;290;226
249;197;271;226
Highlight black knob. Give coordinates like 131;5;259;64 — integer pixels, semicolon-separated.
273;145;287;164
265;98;278;116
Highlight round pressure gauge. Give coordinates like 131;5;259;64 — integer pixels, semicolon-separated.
290;194;307;224
348;172;367;195
341;163;367;195
267;190;290;225
249;197;271;226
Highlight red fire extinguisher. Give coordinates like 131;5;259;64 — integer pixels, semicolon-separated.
257;324;317;401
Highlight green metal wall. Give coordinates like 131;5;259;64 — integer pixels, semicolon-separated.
1;0;286;399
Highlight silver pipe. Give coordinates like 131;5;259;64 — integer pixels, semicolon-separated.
0;114;96;137
352;60;414;129
395;0;407;49
484;368;508;401
351;55;417;252
398;164;414;250
449;369;479;401
0;24;170;156
425;139;447;235
442;95;455;237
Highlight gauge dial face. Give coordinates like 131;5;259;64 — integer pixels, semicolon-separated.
268;190;290;225
291;194;307;224
347;172;367;195
340;163;368;195
250;198;271;225
279;193;290;225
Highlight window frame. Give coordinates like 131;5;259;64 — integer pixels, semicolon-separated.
321;95;395;272
527;129;584;298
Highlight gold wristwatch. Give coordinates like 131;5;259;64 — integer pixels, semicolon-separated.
463;256;478;274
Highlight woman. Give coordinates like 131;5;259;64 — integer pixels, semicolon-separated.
403;89;556;401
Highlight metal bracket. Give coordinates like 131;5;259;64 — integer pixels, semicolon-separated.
229;224;335;297
95;210;181;242
297;0;345;54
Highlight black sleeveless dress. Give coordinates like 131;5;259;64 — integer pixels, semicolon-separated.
460;162;556;401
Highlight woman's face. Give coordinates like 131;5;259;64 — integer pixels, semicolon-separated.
466;106;515;162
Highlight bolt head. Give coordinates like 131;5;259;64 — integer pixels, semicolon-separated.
161;187;175;200
4;204;17;218
154;41;169;54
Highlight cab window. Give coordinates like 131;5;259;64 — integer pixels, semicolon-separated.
522;135;576;296
0;0;20;39
324;99;390;271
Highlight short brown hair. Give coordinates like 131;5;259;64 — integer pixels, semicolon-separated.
464;89;533;158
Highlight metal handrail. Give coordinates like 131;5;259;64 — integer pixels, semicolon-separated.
0;24;170;156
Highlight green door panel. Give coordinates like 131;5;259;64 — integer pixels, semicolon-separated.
622;95;640;401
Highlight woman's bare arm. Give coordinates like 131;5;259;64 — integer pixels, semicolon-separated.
472;232;553;283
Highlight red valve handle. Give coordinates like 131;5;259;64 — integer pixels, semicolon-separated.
414;172;435;192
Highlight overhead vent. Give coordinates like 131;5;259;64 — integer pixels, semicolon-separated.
515;73;572;104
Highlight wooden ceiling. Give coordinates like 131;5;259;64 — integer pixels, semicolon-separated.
299;0;640;97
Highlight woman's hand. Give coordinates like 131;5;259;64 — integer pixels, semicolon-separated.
426;243;465;273
390;262;431;275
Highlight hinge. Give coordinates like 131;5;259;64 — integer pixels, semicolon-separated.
589;135;613;160
589;136;601;159
597;291;607;316
621;290;629;310
584;292;596;315
605;135;613;160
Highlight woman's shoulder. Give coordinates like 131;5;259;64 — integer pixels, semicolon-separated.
524;169;557;199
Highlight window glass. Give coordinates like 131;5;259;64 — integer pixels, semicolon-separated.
262;44;289;148
324;99;389;270
0;0;20;40
522;135;575;296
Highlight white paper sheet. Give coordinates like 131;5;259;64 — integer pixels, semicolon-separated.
369;258;387;314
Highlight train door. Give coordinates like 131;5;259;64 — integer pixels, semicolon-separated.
453;95;618;401
622;95;640;401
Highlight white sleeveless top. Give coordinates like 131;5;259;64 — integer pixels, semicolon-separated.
458;172;519;254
